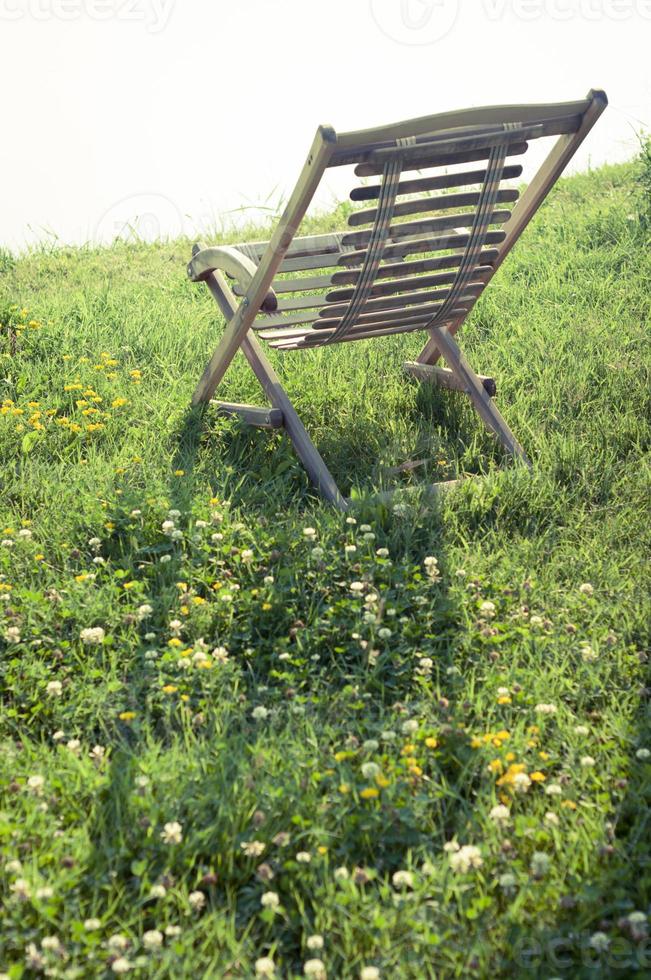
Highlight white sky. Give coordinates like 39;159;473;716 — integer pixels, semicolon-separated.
1;0;649;250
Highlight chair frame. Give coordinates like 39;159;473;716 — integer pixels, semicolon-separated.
188;90;607;510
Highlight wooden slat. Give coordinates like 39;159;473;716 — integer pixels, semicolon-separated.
355;142;528;178
211;401;284;429
326;265;492;303
255;286;481;331
352;116;579;175
320;283;484;319
403;361;496;397
337;230;506;267
342;210;511;248
268;311;470;348
348;189;519;227
350;164;523;202
259;301;473;341
278;252;344;273
234;273;335;296
333;99;589;154
331;248;500;285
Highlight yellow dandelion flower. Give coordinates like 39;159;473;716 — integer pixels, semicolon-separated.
360;787;379;800
174;469;185;477
192;596;206;605
112;398;128;408
338;783;350;794
530;771;546;782
119;711;136;721
162;684;178;694
262;602;272;611
497;696;512;704
376;774;391;788
425;737;438;749
122;581;137;590
168;638;182;647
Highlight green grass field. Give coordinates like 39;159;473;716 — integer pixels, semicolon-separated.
1;151;650;979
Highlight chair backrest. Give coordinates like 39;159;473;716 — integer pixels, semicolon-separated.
239;92;607;351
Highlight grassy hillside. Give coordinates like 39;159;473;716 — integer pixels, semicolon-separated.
0;155;650;978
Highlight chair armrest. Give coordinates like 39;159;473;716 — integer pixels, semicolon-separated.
187;244;278;313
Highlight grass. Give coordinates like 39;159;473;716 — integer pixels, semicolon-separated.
0;151;650;979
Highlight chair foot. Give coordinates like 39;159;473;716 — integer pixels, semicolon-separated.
403;361;496;397
211;401;284;429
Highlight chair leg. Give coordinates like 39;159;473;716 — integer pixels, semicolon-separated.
433;326;530;465
200;269;348;510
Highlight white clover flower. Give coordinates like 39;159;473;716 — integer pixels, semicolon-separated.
580;756;596;768
84;918;101;930
241;549;254;562
148;884;166;899
255;957;276;977
449;845;483;873
131;510;142;518
5;626;21;644
160;555;171;564
88;537;102;550
377;627;392;639
499;872;517;890
580;643;597;663
344;544;357;554
46;680;63;697
17;528;33;539
512;772;532;794
161;520;175;534
252;706;269;721
589;932;609;952
401;719;418;735
333;866;349;882
142;930;163;949
380;730;396;742
111;957;132;974
636;748;651;761
170;530;183;541
362;739;379;752
263;575;274;585
90;745;106;763
360;968;380;980
80;626;105;645
350;581;364;594
480;601;496;618
306;934;324;951
361;762;381;780
530;852;550;876
67;739;81;755
534;703;557;715
529;615;543;627
107;934;129;951
303;958;326;978
545;783;563;796
52;730;65;742
212;646;229;664
363;532;375;542
137;604;153;620
376;548;389;558
302;527;317;540
579;583;594;597
574;725;589;736
391;870;414;889
241;841;266;858
296;851;311;864
544;811;560;827
489;804;511;827
164;925;181;937
188;890;206;911
5;859;23;874
168;509;181;519
260;891;280;909
27;775;45;795
160;821;183;845
1;539;14;548
195;520;208;529
11;877;31;899
25;945;45;971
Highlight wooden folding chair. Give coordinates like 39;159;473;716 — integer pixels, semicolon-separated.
188;89;607;510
